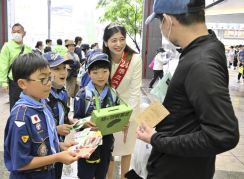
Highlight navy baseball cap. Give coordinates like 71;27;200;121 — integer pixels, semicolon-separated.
145;0;205;24
86;50;110;70
43;52;73;67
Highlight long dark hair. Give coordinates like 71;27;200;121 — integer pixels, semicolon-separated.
102;23;136;61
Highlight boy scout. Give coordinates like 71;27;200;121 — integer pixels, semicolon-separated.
74;50;120;179
43;52;74;179
4;53;78;179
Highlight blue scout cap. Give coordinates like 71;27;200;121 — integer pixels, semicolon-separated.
145;0;205;24
43;52;73;68
86;50;110;70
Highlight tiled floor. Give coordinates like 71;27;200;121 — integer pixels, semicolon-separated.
1;64;244;178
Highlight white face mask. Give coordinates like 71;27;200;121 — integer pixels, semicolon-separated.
161;15;180;49
12;33;23;43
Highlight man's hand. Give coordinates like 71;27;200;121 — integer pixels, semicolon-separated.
56;151;78;165
0;86;9;93
59;141;78;151
57;124;73;136
136;121;155;144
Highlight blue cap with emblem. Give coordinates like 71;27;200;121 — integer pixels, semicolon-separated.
145;0;205;24
86;50;110;70
43;52;73;68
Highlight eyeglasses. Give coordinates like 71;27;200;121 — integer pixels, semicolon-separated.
27;76;53;85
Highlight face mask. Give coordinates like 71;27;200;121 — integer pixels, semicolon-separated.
12;33;23;43
161;16;180;49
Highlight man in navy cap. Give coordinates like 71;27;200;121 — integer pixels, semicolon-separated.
136;0;239;179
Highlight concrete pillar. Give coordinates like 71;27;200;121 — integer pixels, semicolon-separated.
0;0;8;49
141;0;162;79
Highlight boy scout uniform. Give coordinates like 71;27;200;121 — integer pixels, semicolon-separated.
46;87;70;179
74;81;119;179
47;87;69;128
4;93;59;179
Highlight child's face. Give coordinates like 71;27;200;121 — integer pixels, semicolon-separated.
50;63;68;89
89;68;110;90
67;44;75;52
20;67;51;100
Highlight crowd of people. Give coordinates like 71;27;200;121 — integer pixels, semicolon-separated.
0;20;142;179
0;0;240;179
226;45;244;82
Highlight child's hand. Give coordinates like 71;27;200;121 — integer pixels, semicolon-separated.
69;118;79;124
59;141;78;151
57;124;73;136
123;123;129;143
83;121;97;130
56;151;78;165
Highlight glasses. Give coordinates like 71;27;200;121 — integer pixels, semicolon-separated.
27;76;53;85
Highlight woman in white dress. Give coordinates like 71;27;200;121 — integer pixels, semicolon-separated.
103;23;142;179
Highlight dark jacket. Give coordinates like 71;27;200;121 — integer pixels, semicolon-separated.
147;30;239;179
44;46;52;53
74;46;83;63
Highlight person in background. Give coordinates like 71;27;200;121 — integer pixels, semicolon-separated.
137;0;239;179
103;23;142;179
4;53;78;179
81;43;90;62
91;43;99;50
64;40;80;110
237;45;244;83
149;47;170;88
226;46;235;69
44;39;52;53
33;41;44;56
233;45;239;70
0;23;32;110
74;36;83;63
53;39;67;57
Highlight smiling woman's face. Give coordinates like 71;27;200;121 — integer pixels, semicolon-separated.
105;32;126;57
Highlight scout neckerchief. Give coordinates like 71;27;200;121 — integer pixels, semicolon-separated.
88;81;110;109
111;52;132;89
13;92;59;154
50;88;65;126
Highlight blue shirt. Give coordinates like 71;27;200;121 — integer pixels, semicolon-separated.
74;81;119;119
46;87;69;126
4;94;59;178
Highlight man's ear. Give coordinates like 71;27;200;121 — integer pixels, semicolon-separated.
17;79;27;90
23;31;26;37
163;14;176;31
